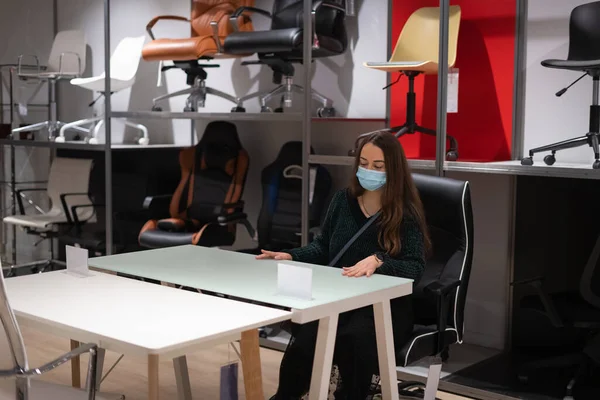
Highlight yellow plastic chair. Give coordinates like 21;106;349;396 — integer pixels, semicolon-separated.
364;6;462;160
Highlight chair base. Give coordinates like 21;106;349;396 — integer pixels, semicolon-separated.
2;258;65;277
11;121;88;141
521;132;600;169
236;76;336;117
56;115;149;146
151;76;239;112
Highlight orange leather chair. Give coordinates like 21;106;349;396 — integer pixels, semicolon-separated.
138;121;251;248
142;0;254;112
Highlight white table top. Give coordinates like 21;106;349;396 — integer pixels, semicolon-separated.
88;246;413;323
5;271;291;358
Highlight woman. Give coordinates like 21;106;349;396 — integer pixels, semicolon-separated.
257;131;431;400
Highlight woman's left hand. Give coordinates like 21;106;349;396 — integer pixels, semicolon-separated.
342;255;383;277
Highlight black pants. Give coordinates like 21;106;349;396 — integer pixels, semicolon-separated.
272;298;414;400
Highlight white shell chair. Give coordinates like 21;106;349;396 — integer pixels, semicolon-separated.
0;259;124;400
56;36;149;146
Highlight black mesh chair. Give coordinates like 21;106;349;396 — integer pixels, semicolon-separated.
522;1;600;169
223;0;348;116
513;233;600;399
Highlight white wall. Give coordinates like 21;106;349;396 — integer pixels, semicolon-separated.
523;0;594;163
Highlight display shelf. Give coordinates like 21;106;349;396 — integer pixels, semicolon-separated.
111;110;304;122
445;160;600;180
308;154;436;171
0;139;188;151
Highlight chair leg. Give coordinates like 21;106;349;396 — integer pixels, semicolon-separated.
56;116;103;142
152;87;194;109
123;120;150;145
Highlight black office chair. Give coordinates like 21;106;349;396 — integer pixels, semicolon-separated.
223;0;348;116
513;233;600;400
521;1;600;169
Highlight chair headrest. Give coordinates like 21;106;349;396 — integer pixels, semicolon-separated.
196;121;242;169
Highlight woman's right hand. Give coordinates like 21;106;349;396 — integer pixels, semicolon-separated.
256;249;292;260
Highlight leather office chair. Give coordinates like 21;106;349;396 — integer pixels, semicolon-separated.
138;121;250;249
0;264;123;399
521;1;600;169
363;6;462;161
142;0;254;112
329;173;473;399
223;0;348;116
513;233;600;399
2;157;94;272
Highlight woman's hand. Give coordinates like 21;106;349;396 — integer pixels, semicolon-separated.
256;249;293;260
342;255;383;277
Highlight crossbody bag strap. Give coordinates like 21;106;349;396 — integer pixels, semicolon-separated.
328;210;382;267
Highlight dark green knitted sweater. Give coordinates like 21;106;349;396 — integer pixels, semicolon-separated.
285;188;425;281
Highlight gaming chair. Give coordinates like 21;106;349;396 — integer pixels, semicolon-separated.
138;121;250;248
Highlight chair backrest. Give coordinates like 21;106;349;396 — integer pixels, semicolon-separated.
103;36;146;83
47;157;94;221
580;233;600;309
256;141;332;250
190;0;254;39
0;261;29;382
390;6;461;67
47;30;87;76
169;121;249;227
566;1;600;62
412;173;473;342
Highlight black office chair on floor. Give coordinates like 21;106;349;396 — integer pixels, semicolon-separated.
513;233;600;400
223;0;348;116
328;174;474;399
521;1;600;169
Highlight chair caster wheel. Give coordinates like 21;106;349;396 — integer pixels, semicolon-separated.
138;137;150;146
544;154;556;165
521;157;534;166
231;106;245;113
594;160;600;169
260;106;272;113
54;136;65;143
88;137;99;145
151;105;162;112
183;106;195;112
317;107;335;118
274;107;284;113
446;150;458;161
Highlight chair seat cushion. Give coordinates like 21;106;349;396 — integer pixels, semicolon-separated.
542;58;600;71
520;291;600;326
138;228;197;248
0;378;123;400
142;36;218;61
397;325;459;367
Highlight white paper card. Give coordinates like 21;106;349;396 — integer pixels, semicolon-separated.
277;263;313;300
65;245;92;277
447;68;459;113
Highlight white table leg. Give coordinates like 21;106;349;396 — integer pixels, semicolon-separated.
173;356;193;400
149;355;159;400
308;314;339;400
70;340;81;388
374;300;399;400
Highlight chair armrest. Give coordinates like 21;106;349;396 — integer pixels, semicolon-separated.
218;211;256;240
70;204;104;234
146;15;190;40
58;52;82;76
15;187;47;215
24;342;98;377
229;6;272;31
142;194;172;218
423;279;461;355
17;54;41;77
511;276;564;328
59;192;92;224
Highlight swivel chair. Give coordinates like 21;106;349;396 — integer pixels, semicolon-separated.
513;233;600;399
521;1;600;169
363;6;462;160
56;36;150;145
329;174;474;400
0;260;124;400
11;30;87;140
138;121;250;249
142;0;254;112
2;157;94;272
223;0;348;116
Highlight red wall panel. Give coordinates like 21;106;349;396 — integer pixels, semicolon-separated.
390;0;516;161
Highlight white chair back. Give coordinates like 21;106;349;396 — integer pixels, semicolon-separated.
46;157;94;221
0;260;29;398
47;30;87;76
104;36;146;83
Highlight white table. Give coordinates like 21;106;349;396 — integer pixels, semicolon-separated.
4;270;291;400
89;245;414;400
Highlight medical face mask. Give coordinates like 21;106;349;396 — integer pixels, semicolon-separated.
356;166;386;191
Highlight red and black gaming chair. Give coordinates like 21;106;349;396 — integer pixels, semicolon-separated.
138;121;249;248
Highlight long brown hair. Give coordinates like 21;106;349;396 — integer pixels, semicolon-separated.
349;131;432;257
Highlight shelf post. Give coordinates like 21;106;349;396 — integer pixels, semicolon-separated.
511;0;528;160
301;0;312;246
104;0;113;255
435;0;450;177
